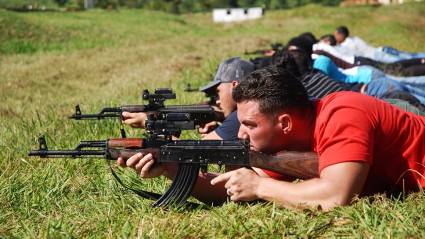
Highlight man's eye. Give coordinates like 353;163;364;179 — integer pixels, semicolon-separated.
244;124;255;129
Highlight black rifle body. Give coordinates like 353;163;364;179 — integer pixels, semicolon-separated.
70;88;224;125
28;136;318;207
29;88;318;207
71;104;224;124
29;136;250;207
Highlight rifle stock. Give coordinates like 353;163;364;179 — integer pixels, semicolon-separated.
249;151;318;179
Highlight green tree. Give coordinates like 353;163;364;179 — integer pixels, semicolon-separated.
96;0;119;9
54;0;68;6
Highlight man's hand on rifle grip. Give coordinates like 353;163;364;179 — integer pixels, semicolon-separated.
121;112;147;128
199;121;219;137
117;152;177;179
117;152;163;178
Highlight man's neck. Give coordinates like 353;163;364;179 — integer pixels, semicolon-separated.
286;105;316;151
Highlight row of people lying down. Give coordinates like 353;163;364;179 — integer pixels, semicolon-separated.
250;33;425;110
250;26;425;77
313;34;425;77
331;26;425;63
118;56;425;210
312;54;425;106
272;49;425;113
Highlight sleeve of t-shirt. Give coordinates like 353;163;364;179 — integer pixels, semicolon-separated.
214;111;240;140
316;104;375;172
313;56;349;83
312;43;355;64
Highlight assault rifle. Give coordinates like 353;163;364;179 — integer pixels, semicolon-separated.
29;113;318;207
184;83;218;107
70;88;223;124
70;88;223;138
29;88;318;207
29;135;318;207
244;43;285;56
184;83;198;92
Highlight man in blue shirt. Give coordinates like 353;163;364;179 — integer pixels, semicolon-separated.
120;57;253;141
116;57;258;204
198;57;254;140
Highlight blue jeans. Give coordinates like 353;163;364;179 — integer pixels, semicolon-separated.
388;74;425;87
366;77;425;105
382;46;425;59
368;66;425;88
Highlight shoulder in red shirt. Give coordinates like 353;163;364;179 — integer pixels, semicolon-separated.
314;92;425;194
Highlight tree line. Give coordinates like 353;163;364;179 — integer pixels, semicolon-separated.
1;0;341;13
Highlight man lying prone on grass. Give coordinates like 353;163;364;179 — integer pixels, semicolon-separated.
119;65;425;210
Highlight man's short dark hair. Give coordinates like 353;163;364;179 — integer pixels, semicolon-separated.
232;66;311;115
336;26;349;38
320;34;337;46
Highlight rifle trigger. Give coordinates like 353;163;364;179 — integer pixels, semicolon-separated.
200;164;208;173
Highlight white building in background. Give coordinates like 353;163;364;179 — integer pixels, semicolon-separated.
213;8;264;23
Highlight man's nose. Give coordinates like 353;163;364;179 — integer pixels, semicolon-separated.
215;99;221;107
238;127;248;140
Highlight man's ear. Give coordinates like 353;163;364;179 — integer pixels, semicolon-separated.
277;113;292;134
231;80;239;87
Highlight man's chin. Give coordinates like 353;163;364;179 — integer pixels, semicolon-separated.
223;110;232;118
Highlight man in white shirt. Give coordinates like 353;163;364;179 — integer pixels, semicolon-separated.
333;26;425;63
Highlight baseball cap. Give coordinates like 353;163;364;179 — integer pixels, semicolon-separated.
200;57;255;93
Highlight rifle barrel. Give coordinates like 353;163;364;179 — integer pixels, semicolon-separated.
28;150;105;158
70;113;121;119
70;106;123;120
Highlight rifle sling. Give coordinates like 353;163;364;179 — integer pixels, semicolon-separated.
109;161;162;200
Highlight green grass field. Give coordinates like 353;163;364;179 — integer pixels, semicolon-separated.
1;3;425;238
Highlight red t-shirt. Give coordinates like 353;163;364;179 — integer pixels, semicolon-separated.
262;92;425;195
313;92;425;194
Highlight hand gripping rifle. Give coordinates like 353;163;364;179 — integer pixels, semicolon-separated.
29;135;250;207
70;88;222;123
29;88;318;207
28;134;318;207
70;88;223;138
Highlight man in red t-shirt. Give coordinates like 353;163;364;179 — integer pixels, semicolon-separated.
211;66;425;210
